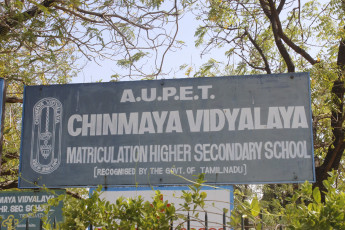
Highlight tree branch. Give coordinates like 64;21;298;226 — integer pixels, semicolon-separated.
323;80;344;174
244;29;271;74
315;78;345;198
0;180;18;190
0;0;57;37
6;97;23;103
66;190;84;200
259;0;295;72
0;169;18;176
75;8;152;30
337;29;345;70
53;5;102;23
277;0;285;14
268;0;318;65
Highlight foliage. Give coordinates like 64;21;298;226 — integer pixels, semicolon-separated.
187;0;345;199
0;27;76;189
283;171;345;229
230;171;345;229
191;0;344;75
25;172;345;229
41;174;209;229
0;0;193;190
0;0;189;79
0;0;190;189
1;0;345;229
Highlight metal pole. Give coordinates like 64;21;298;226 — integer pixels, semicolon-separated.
0;79;6;176
40;218;43;230
53;217;56;229
187;212;190;230
223;211;226;230
205;212;208;230
241;215;245;230
26;218;29;230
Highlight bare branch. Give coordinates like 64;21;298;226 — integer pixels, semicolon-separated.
259;0;295;72
268;0;318;65
154;0;179;78
6;97;23;103
0;180;18;190
277;0;285;14
54;5;102;23
244;29;271;74
66;190;84;200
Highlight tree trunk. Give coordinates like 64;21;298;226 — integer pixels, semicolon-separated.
314;36;345;200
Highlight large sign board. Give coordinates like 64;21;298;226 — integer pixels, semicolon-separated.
0;190;64;229
19;73;315;188
90;186;233;230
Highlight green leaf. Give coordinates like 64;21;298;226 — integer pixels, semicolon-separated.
200;192;207;199
313;187;321;204
250;196;260;217
256;223;262;230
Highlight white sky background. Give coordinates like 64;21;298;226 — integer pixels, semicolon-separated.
72;9;222;83
72;0;330;84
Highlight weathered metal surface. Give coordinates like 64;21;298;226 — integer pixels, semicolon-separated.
19;73;315;188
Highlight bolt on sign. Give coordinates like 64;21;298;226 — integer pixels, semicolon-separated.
19;73;315;188
0;190;64;229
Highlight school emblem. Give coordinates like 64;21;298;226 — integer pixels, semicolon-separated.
30;97;62;174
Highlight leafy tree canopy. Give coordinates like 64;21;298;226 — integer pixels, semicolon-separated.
1;0;345;228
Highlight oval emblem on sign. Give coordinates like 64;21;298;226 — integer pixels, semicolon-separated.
30;98;62;174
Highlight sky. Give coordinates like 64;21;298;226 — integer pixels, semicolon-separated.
71;0;329;84
72;10;220;83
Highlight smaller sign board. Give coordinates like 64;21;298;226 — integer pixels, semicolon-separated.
90;186;233;230
0;190;64;229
